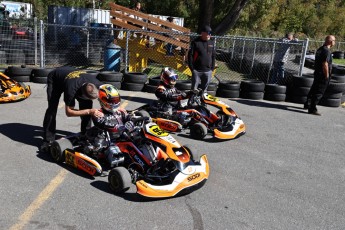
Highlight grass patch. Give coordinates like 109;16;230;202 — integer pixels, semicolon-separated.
333;58;345;66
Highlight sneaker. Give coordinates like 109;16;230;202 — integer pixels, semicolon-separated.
308;111;321;116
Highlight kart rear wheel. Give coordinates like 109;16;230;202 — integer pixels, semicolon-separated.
190;122;207;140
50;138;72;163
108;167;132;194
135;110;151;118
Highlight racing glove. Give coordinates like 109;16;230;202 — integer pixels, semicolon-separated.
124;121;135;132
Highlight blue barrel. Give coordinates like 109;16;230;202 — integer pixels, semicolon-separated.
104;43;121;71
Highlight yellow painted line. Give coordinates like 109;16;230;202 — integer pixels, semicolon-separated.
9;169;68;230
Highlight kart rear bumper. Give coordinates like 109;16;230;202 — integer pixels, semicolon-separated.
136;154;210;198
213;118;246;139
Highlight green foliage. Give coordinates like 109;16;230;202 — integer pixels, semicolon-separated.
22;0;345;39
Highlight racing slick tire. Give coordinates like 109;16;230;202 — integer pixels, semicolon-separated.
190;122;207;140
108;167;132;194
50;138;73;163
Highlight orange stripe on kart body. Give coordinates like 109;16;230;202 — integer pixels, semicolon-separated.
64;149;102;176
213;122;246;139
136;155;209;198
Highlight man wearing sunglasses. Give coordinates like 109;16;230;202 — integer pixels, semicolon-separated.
41;66;103;152
188;25;216;93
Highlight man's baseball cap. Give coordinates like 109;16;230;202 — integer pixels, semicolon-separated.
201;25;212;33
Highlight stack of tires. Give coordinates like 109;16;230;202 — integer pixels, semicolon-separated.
175;79;192;91
288;74;314;104
206;82;218;96
239;80;265;100
97;71;123;89
5;66;32;82
31;68;55;84
264;84;287;102
121;72;147;91
144;76;160;93
320;78;345;107
332;74;345;104
216;81;240;98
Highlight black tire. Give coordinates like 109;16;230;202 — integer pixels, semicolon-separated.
206;82;218;91
264;93;286;102
323;91;342;99
240;91;264;100
148;76;161;86
7;66;32;76
50;138;73;163
11;75;30;82
327;80;345;94
32;76;48;84
240;80;265;92
218;81;241;90
123;72;148;84
264;84;287;94
216;88;240;98
97;71;123;82
319;98;341;107
293;86;311;96
31;68;55;78
101;81;122;89
175;80;192;90
293;75;314;87
108;167;132;194
143;84;157;93
331;75;345;83
190;122;207;140
121;82;145;91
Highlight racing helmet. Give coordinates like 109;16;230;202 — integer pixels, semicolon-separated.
98;84;121;113
160;67;178;87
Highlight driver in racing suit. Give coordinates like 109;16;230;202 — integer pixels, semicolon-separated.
88;84;135;167
155;67;198;114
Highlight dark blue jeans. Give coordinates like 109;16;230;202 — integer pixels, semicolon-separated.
269;61;285;84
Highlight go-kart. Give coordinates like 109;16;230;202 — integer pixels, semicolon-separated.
0;72;31;103
49;116;209;198
135;91;246;140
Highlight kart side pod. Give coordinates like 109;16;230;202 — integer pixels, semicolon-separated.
64;149;102;176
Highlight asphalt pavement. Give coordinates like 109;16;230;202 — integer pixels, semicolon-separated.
0;82;345;230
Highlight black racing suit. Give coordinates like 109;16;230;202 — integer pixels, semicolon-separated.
155;82;189;112
42;67;102;143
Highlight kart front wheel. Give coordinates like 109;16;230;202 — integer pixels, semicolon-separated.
190;122;207;140
108;167;132;194
50;138;73;163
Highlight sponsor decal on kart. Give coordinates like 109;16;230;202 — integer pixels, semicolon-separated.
148;125;169;137
187;173;200;182
65;150;77;167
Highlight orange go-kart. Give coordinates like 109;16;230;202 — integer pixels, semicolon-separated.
136;91;246;140
0;72;31;103
49;116;209;198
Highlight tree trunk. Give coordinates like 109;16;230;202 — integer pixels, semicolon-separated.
198;0;214;33
213;0;249;35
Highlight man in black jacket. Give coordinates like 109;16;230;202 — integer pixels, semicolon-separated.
188;25;216;92
41;66;103;151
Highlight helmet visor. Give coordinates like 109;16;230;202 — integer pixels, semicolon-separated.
170;74;178;81
101;96;120;105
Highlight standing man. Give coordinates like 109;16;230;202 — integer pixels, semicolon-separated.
41;66;103;151
304;35;335;116
188;25;216;92
269;33;298;84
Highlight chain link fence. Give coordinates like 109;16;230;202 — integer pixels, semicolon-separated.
1;19;333;87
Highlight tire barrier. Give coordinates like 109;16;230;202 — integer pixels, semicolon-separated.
175;80;192;91
240;80;265;100
5;66;33;82
264;84;287;102
121;72;148;91
97;71;123;90
287;74;314;104
216;81;240;98
31;68;55;84
320;80;345;107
